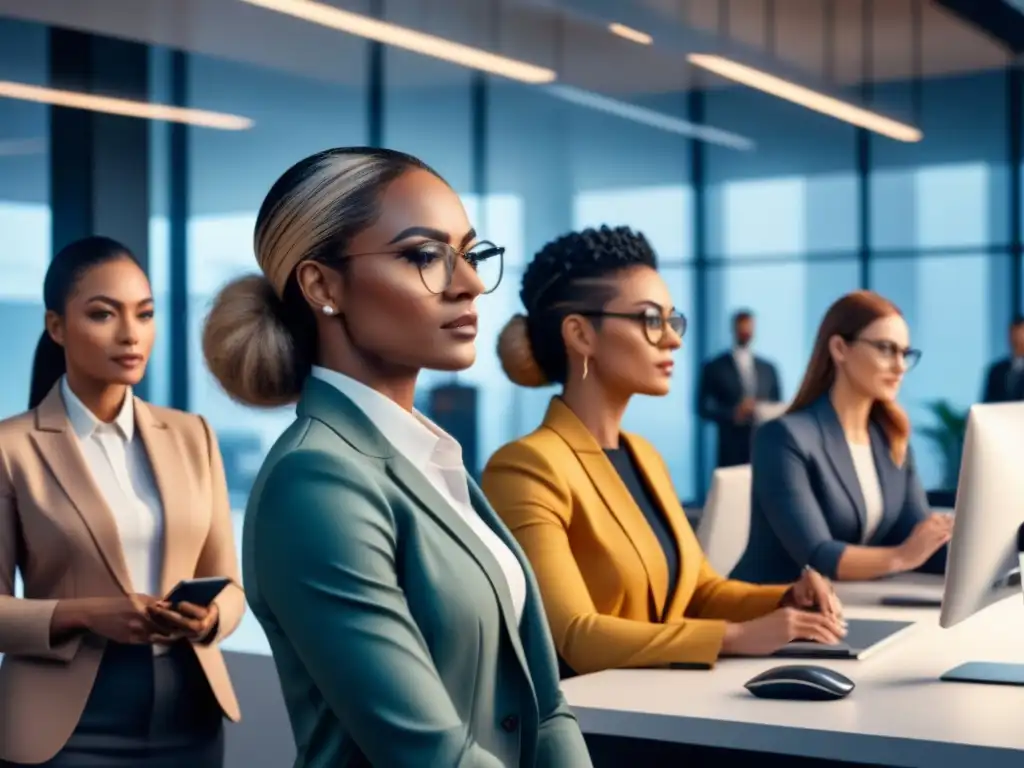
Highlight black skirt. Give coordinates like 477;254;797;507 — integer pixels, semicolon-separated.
3;642;224;768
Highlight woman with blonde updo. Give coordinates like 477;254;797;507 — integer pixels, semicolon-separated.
482;226;846;676
202;147;590;767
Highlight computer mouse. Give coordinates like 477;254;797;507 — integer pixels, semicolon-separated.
744;664;855;701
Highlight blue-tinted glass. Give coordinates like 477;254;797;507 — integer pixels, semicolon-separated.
147;46;172;407
486;81;693;266
870;254;1009;490
871;72;1008;251
0;19;49;422
704;84;858;258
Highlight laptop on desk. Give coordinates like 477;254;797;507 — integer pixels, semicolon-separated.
772;618;917;660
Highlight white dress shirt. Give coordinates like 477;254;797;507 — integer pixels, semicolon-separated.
62;378;165;599
732;346;757;397
311;366;527;624
847;441;884;543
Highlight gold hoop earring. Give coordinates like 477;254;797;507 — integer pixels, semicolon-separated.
582;357;589;381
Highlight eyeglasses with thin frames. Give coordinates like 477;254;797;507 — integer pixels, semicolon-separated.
345;240;505;295
576;308;688;346
850;337;922;370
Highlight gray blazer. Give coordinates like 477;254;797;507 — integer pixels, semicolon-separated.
242;377;591;767
731;395;946;584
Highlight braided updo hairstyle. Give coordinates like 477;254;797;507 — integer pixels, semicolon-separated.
497;225;657;387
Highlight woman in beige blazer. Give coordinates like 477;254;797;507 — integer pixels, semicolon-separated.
0;237;243;767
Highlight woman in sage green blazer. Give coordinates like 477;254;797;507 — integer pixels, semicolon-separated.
201;147;590;768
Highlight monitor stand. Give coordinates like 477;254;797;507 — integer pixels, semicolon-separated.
940;661;1024;686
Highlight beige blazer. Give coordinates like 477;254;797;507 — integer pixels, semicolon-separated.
0;384;243;764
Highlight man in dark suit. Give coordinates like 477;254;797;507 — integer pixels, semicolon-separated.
982;315;1024;403
698;310;782;467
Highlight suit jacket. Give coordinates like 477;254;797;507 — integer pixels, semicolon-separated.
982;358;1024;403
242;378;589;768
0;383;243;765
731;395;946;584
481;398;787;676
698;351;781;467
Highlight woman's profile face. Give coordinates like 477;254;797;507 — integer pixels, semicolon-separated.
833;313;911;402
331;169;486;372
587;266;684;398
47;257;155;388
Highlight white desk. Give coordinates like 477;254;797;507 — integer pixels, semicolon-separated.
562;594;1024;767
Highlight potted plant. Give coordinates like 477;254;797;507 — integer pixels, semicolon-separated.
916;399;969;497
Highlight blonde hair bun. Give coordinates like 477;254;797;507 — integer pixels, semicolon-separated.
202;274;305;407
497;314;548;388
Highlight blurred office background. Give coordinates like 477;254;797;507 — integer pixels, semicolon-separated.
1;0;1021;646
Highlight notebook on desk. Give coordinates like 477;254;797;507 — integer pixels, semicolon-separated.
771;618;916;660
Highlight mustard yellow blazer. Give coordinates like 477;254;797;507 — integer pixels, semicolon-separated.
482;398;788;676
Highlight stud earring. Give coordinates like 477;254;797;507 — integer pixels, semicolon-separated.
321;305;335;316
582;356;589;381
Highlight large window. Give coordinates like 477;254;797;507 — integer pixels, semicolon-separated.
870;254;1008;489
871;72;1009;253
704;84;859;260
0;19;49;421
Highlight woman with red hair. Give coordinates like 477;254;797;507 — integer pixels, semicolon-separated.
732;290;952;584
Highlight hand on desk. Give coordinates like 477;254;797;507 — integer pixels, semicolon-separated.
895;514;953;572
723;568;846;656
782;565;844;620
721;607;847;656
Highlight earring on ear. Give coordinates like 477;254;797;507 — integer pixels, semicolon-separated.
582;356;589;381
321;305;336;316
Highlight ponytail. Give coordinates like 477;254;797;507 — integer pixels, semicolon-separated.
28;330;67;410
30;235;138;411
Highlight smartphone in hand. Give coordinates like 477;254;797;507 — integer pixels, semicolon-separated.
163;576;232;608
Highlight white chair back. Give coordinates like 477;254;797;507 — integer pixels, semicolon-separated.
696;464;753;576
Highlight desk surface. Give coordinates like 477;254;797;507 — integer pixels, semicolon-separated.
561;581;1024;767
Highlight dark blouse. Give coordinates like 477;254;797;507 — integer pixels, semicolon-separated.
604;446;681;617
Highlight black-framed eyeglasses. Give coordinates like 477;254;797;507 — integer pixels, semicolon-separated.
577;308;688;346
850;337;922;370
346;239;505;295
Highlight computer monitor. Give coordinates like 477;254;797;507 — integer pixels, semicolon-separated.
938;401;1024;686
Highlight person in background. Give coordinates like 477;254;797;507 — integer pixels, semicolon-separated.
0;236;242;767
981;314;1024;403
202;147;590;768
483;226;844;679
732;290;952;585
698;309;782;468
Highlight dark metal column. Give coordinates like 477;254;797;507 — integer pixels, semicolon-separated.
168;51;190;411
856;0;874;289
689;87;709;502
48;29;151;267
368;0;385;146
1009;62;1023;316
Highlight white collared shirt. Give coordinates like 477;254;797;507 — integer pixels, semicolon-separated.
847;441;884;543
61;377;165;598
732;346;757;396
311;366;526;624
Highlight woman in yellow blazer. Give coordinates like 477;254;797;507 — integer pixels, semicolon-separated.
0;237;242;767
483;226;847;676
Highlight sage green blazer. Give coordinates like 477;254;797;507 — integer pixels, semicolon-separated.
242;377;591;768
